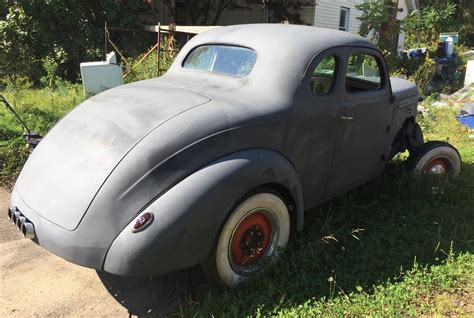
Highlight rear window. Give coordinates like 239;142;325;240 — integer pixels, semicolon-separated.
183;45;257;77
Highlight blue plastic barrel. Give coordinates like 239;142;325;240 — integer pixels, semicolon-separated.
457;114;474;129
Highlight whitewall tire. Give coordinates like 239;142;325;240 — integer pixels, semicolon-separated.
203;192;290;287
406;141;461;177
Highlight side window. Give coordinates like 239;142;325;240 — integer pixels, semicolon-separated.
345;53;382;93
311;55;337;96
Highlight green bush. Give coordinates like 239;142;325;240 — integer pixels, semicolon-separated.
0;0;153;83
123;36;177;83
403;2;457;48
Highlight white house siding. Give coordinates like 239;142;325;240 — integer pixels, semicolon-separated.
313;0;364;34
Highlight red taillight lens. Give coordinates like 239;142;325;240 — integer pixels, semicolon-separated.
132;212;154;233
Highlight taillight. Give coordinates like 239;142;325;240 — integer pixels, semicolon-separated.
132;212;154;233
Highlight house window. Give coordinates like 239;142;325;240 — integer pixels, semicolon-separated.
339;7;350;32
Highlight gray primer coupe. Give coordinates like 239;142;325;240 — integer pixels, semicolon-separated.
8;24;461;287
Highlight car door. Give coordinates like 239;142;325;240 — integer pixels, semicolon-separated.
324;47;393;199
292;48;345;208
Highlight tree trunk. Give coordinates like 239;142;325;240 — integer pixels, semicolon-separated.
379;0;400;54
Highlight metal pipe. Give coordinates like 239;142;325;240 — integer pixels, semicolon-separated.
21;222;35;240
104;21;108;60
7;207;13;220
157;23;161;77
16;216;26;229
11;211;20;225
0;95;31;134
123;42;159;79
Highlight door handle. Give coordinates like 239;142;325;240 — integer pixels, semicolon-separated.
341;116;354;120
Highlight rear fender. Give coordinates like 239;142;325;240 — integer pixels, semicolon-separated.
103;148;304;276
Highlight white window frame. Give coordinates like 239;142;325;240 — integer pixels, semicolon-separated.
339;7;350;32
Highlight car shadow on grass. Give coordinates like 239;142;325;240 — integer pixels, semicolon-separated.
96;265;207;317
97;161;474;316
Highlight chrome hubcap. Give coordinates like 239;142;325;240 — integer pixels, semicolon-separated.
423;158;450;175
428;164;447;175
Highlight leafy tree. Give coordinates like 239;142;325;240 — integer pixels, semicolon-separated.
163;0;248;25
0;0;152;83
356;0;391;43
417;0;474;45
402;1;457;48
356;0;400;55
163;0;313;26
262;0;313;24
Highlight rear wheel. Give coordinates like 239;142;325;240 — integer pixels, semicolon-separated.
406;141;461;177
202;192;290;287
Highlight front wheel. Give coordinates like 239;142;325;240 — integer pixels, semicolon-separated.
405;141;462;177
202;192;290;287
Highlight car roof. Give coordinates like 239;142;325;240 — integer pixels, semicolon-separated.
166;24;377;92
191;24;375;53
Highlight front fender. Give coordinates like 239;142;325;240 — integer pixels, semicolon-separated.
103;148;304;276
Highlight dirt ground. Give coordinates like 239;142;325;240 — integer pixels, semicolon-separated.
0;188;206;317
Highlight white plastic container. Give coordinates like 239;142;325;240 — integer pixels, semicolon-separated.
465;60;474;87
80;52;123;96
446;36;454;58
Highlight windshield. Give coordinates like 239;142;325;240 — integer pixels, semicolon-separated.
183;45;257;77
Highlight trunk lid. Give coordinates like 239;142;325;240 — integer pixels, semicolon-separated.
15;80;210;230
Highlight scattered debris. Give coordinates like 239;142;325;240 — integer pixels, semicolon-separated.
432;101;449;108
408;47;427;59
425;83;474;132
465;60;474;86
417;105;429;117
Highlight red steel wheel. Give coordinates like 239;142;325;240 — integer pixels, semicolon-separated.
202;192;290;287
230;211;272;267
406;141;461;177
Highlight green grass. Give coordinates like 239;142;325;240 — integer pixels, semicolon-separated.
179;102;474;316
179;170;473;316
0;83;85;186
0;86;473;316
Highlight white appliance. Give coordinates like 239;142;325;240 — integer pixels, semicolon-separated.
80;52;123;96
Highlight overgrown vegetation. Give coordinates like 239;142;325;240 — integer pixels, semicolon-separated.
395;1;467;96
417;0;474;46
404;1;457;48
0;1;316;85
356;0;400;58
161;0;313;26
122;36;178;83
0;0;153;83
0;78;84;186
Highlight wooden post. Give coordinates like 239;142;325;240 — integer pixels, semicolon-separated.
104;21;108;60
157;23;161;76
